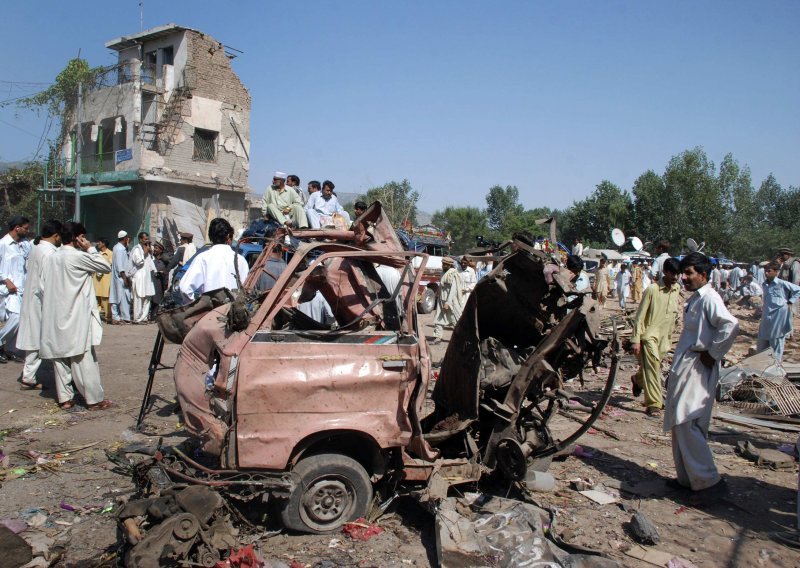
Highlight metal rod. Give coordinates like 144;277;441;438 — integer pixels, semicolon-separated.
74;81;82;221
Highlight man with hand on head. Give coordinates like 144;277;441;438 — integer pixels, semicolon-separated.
40;222;114;411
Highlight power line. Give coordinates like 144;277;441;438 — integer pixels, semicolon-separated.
0;117;45;139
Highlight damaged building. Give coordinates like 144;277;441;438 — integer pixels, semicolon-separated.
41;23;252;247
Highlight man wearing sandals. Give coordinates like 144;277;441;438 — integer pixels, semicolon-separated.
39;222;115;411
664;252;738;503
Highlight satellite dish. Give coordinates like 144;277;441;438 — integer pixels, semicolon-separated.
686;238;706;253
611;228;625;247
630;236;644;252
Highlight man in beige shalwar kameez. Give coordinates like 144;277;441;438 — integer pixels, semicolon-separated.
431;257;464;344
40;222;114;411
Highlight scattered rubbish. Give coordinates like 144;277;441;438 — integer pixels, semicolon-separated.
623;545;678;566
23;512;47;529
778;443;796;457
342;518;384;541
435;495;620;567
0;519;27;533
735;440;795;470
646;462;658;469
579;490;619;505
666;557;699;568
525;470;556;492
215;544;264;567
573;445;595;458
673;506;690;515
628;511;660;545
570;478;593;492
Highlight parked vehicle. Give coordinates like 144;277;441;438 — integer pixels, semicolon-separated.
396;225;451;313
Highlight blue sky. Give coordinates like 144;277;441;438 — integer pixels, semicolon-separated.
1;1;798;213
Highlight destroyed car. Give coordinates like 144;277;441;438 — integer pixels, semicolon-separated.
156;203;617;535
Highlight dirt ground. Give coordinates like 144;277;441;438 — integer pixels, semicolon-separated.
1;299;799;567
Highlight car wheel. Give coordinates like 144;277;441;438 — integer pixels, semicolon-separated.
418;288;436;314
280;453;373;534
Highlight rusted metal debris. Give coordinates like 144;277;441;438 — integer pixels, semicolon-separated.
139;201;618;536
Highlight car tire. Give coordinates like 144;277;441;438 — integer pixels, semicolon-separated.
418;288;436;314
280;453;373;534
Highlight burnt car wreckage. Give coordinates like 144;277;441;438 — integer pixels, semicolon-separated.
121;202;618;564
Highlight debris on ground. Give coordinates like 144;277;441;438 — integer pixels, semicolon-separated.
342;518;384;541
435;494;621;567
627;511;660;545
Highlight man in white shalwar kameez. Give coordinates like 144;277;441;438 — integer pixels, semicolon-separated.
129;232;156;323
665;252;738;502
305;181;351;229
757;261;800;363
109;231;131;323
0;216;31;363
40;222;113;410
179;218;249;303
15;219;63;388
432;257;464;344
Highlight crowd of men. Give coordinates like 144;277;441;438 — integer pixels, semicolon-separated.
0;213;251;412
576;238;799;504
0;216;115;410
261;171;359;230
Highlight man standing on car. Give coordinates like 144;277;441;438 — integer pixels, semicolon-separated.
665;252;738;503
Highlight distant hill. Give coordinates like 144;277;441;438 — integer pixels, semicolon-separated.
0;161;30;173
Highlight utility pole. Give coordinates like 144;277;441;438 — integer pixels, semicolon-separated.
74;80;82;222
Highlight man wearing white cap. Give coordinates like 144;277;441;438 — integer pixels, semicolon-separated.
262;171;308;229
108;231;131;324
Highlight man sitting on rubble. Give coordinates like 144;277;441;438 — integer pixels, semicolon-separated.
737;274;762;311
306;180;351;229
262;171;308;229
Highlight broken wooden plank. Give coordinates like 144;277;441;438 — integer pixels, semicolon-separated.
715;411;800;432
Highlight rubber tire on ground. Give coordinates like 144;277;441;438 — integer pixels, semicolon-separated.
280;453;373;534
418;288;436;314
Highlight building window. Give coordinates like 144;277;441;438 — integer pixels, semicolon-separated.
193;128;217;162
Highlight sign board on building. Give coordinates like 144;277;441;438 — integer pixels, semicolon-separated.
115;148;133;164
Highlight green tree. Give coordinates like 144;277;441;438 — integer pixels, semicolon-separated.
485;185;524;235
5;58;106;145
359;179;419;226
662;147;727;254
632;170;668;243
430;206;488;254
559;180;633;247
0;163;68;229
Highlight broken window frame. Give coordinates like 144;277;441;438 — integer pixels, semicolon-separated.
192;128;218;163
255;248;426;339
